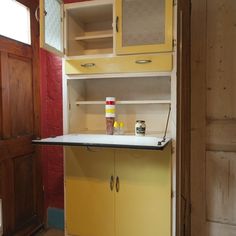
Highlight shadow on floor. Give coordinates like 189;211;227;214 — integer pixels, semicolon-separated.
35;229;64;236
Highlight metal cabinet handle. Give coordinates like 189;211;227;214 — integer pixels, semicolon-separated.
110;176;114;191
135;60;152;64
81;63;95;68
116;16;119;33
116;176;120;192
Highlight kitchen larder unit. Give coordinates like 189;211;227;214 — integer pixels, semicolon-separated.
65;145;171;236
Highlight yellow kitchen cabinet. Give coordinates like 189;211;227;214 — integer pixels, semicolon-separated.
40;0;173;57
115;146;171;236
115;0;173;55
65;145;171;236
65;53;172;74
65;147;115;236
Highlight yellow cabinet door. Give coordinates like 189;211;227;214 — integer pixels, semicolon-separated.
115;0;173;55
40;0;64;56
115;145;172;236
65;147;115;236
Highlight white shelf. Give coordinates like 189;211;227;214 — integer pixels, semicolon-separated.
75;100;171;105
33;134;171;150
75;33;113;42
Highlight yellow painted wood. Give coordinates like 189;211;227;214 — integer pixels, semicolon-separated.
115;144;171;236
39;0;64;57
65;53;172;74
65;147;115;236
115;0;173;55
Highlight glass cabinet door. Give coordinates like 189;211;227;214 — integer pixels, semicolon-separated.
40;0;64;56
116;0;173;55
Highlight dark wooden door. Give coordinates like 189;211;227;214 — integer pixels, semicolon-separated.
0;0;43;235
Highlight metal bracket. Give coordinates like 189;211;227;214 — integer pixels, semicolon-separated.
158;104;171;146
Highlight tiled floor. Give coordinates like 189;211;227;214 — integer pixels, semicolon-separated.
35;229;64;236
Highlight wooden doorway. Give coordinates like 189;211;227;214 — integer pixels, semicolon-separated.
191;0;236;235
0;0;43;235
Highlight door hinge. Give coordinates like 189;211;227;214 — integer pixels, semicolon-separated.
173;39;177;48
173;0;177;6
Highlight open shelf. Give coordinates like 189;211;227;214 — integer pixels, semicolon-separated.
75;30;113;42
65;0;113;56
75;100;171;105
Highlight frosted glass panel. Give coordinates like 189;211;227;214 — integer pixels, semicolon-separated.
122;0;165;46
0;0;31;44
45;0;63;52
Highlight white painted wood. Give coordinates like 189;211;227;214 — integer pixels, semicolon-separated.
75;100;171;105
65;0;113;56
75;32;113;41
66;72;172;79
33;134;171;149
64;0;113;12
206;151;236;225
67;76;171;134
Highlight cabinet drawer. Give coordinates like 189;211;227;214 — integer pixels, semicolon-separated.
65;54;172;74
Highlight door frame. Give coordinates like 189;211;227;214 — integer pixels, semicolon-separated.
176;0;191;235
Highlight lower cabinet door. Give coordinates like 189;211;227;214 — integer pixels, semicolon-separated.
115;146;172;236
65;147;115;236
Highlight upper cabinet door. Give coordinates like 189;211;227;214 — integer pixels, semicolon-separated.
115;0;173;55
40;0;64;56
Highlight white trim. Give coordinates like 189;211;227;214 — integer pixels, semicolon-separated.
75;100;171;105
64;0;114;10
63;60;69;135
66;72;172;80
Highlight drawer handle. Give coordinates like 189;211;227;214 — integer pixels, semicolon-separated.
135;60;152;64
110;176;114;191
116;176;120;193
81;63;95;68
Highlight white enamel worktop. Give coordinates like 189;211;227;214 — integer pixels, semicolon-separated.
32;134;171;150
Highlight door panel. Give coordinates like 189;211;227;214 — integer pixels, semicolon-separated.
14;154;35;229
65;147;115;236
8;55;33;137
115;146;171;236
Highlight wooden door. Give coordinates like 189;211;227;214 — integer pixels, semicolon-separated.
0;0;43;235
191;0;236;235
115;146;171;236
65;147;115;236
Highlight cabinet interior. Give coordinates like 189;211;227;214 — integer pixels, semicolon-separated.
65;2;113;57
67;76;171;135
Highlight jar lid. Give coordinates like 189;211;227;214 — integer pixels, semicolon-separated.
136;120;145;123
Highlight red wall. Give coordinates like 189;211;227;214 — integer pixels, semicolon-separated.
40;0;87;210
40;49;64;209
